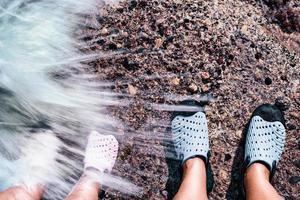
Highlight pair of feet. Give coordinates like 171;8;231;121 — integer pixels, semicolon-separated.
85;103;286;200
171;103;286;199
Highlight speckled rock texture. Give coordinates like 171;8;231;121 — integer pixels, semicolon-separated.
81;0;300;199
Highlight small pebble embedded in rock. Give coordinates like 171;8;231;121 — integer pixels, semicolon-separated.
293;160;300;168
122;58;139;71
170;77;180;86
128;85;137;95
255;52;262;60
188;83;198;93
275;96;290;111
100;27;108;35
154;38;163;49
200;71;210;80
288;176;300;185
201;85;210;93
224;154;232;162
265;77;272;85
128;0;137;10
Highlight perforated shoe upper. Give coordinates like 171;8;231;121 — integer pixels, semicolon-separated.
171;112;209;164
84;131;119;173
245;116;286;171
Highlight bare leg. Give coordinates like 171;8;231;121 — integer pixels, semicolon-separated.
244;163;284;200
65;172;100;200
173;158;208;200
0;185;43;200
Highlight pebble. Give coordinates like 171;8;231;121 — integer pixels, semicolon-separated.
275;96;290;111
288;176;300;185
161;190;168;198
156;18;165;25
188;83;198;93
201;84;210;93
224;154;232;162
236;130;242;138
264;77;272;85
100;27;109;35
241;25;248;34
128;0;137;10
108;42;118;50
170;77;180;86
255;52;262;60
139;0;147;8
154;38;163;49
287;123;296;130
120;31;129;37
290;112;300;119
128;85;137;95
122;58;139;71
219;169;228;180
200;71;210;80
293;159;300;168
139;31;149;39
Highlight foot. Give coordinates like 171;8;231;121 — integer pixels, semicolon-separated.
244;104;286;174
171;102;214;193
242;104;286;199
171;111;210;165
84;131;119;174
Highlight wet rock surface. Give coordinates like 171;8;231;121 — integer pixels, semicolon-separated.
82;0;300;199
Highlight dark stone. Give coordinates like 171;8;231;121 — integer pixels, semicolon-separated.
288;176;300;185
293;159;300;168
224;154;232;162
217;57;225;65
161;190;168;198
97;39;106;45
290;62;296;67
287;123;296;130
250;42;256;48
184;18;190;23
265;77;272;85
111;28;120;34
275;96;290;111
81;35;92;41
226;54;234;65
255;52;262;60
164;36;174;47
129;0;138;10
116;7;124;13
280;75;287;81
275;6;300;33
136;48;145;53
145;70;152;75
121;58;139;71
262;0;288;9
96;15;105;23
108;42;118;50
158;24;166;36
141;175;148;181
139;0;148;8
139;164;145;171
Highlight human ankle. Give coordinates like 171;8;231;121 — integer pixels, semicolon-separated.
183;157;206;171
245;163;270;184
